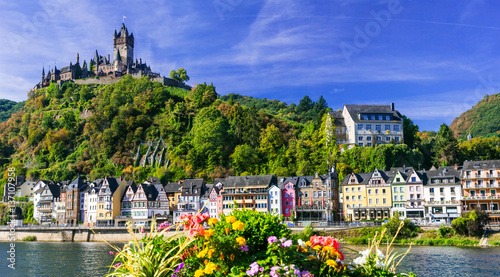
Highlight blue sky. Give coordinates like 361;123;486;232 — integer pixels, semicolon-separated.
1;0;500;131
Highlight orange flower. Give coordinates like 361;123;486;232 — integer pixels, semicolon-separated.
219;252;224;260
225;215;237;224
208;218;218;225
235;237;246;246
230;254;235;261
225;228;230;235
232;221;244;231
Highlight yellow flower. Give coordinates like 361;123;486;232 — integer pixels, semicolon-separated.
305;241;311;247
204;262;217;275
230;254;235;261
208;248;216;259
226;216;237;224
236;237;246;246
326;259;337;268
204;259;208;265
313;245;322;251
232;221;244;231
208;218;218;225
323;246;334;253
195;269;205;277
225;228;230;235
197;248;208;258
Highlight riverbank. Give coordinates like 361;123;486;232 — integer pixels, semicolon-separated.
0;226;149;242
322;226;500;247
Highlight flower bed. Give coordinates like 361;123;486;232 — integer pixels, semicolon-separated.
107;209;415;276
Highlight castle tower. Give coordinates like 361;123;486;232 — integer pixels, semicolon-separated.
76;52;79;64
113;23;134;68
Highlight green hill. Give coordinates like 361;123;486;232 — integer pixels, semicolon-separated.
0;76;427;189
0;99;25;123
450;93;500;140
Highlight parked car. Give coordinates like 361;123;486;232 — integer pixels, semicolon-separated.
134;221;147;228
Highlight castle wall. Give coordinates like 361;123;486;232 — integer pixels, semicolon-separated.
73;75;192;90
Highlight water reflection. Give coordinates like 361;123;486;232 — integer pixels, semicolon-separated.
341;244;500;277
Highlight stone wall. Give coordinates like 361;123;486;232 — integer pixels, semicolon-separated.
72;75;192;90
0;227;154;242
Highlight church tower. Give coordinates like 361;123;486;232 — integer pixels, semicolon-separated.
113;23;134;69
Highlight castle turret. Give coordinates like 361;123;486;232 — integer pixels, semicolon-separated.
113;23;134;68
76;52;79;64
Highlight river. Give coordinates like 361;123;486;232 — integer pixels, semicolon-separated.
1;242;500;276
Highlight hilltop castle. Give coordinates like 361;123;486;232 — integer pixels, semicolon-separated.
35;23;189;90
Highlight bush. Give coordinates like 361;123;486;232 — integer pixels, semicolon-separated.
384;217;420;239
22;236;37;241
438;226;455;238
452;209;489;237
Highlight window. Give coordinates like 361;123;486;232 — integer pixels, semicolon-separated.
367;143;372;147
409;186;414;192
395;137;400;142
376;198;379;204
430;188;434;193
359;142;364;147
386;115;391;120
345;188;349;192
369;199;372;204
386;136;391;141
285;201;288;205
358;187;361;192
285;208;288;214
416;186;420;191
363;115;368;120
358;136;363;141
393;187;397;192
394;196;397;201
383;198;386;204
400;187;404;192
368;189;372;195
313;191;317;198
417;194;421;199
352;187;355;192
385;125;390;130
367;136;372;141
304;192;308;198
366;124;372;130
382;189;386;194
346;196;349;201
358;124;363;130
376;125;381;131
400;195;404;201
375;189;379;195
491;190;496;196
411;177;416;182
371;115;375;120
358;195;361;200
394;125;400;131
439;188;444;193
451;187;455;194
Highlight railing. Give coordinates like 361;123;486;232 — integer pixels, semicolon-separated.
463;195;500;200
423;200;461;205
295;205;330;211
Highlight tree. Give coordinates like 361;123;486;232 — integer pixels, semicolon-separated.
433;123;459;166
452;209;489;237
230;144;259;175
169;68;190;83
402;115;419;148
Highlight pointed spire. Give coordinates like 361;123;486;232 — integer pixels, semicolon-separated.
94;50;99;62
42;67;45;76
115;49;122;62
114;29;118;38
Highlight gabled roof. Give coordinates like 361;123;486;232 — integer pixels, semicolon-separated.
340;172;372;187
343;104;403;123
181;179;205;196
224;175;277;188
144;184;159;201
164;182;183;193
67;176;84;191
463;160;500;170
278;176;300;189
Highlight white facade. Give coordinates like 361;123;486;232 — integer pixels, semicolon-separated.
341;104;404;148
268;185;282;216
85;188;99;225
131;184;148;220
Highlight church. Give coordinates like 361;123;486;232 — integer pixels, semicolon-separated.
35;23;159;89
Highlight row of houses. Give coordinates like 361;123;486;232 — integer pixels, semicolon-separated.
341;160;500;223
9;169;340;226
6;159;500;226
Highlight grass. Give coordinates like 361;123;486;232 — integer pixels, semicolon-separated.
487;233;500;246
21;236;37;241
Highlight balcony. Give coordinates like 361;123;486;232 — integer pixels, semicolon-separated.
463;195;500;200
424;200;460;206
296;205;330;211
38;206;53;213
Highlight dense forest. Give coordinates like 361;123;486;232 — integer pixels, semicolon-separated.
450;93;500;140
0;76;499;196
0;99;25;123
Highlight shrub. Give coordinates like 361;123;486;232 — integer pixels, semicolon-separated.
21;236;37;241
452;209;489;237
384;217;420;239
437;226;455;238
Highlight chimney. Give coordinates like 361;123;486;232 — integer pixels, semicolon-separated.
107;54;110;62
390;103;395;111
